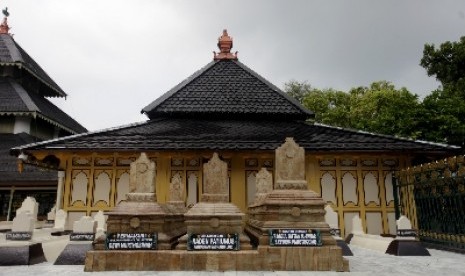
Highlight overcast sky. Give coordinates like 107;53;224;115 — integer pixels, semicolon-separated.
6;0;465;131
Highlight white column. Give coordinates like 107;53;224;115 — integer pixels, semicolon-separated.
56;171;65;210
6;187;15;221
13;116;31;134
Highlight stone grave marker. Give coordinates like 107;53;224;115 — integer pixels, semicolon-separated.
324;205;340;236
396;215;417;237
253;168;272;204
16;197;38;220
47;205;56;221
324;205;353;256
351;215;365;235
6;212;35;240
93;210;106;238
53;209;67;231
71;216;96;241
274;137;307;190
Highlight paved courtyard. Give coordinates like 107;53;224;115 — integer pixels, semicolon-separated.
1;245;464;276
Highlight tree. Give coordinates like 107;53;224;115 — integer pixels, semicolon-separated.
348;81;423;139
284;80;424;139
420;37;465;147
284;80;312;104
420;36;465;93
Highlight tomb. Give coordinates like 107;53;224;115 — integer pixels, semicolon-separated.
385;215;430;256
94;152;185;250
324;205;353;256
54;215;97;265
84;139;348;271
0;198;46;265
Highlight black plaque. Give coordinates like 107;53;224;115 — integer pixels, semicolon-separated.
106;233;157;250
269;229;322;246
187;233;239;251
5;232;32;241
396;229;418;237
70;233;95;241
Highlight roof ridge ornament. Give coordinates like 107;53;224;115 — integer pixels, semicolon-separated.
213;29;238;61
0;7;10;34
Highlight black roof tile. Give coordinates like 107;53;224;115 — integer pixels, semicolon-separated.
0;77;87;134
0;34;65;97
0;133;56;183
142;60;313;120
12;118;459;155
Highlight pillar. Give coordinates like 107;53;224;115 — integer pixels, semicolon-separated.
56;170;65;210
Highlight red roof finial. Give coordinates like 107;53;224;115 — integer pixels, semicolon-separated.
213;29;238;60
0;7;10;35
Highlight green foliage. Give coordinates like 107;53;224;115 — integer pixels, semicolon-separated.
420;37;465;93
419;37;465;146
285;80;423;139
283;36;465;147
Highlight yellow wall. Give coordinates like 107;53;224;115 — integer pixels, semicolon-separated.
59;150;408;235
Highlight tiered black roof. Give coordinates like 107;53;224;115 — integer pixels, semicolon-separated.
0;34;65;97
11;118;459;155
142;59;313;120
0;133;56;183
10;41;459;157
0;77;87;134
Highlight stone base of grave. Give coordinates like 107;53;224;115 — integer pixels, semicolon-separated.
385;239;430;256
0;243;47;265
95;192;186;250
176;202;252;250
84;245;349;271
245;189;336;247
54;242;93;265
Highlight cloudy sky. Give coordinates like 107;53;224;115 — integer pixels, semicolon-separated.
6;0;465;131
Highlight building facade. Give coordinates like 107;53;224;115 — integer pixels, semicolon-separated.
12;30;458;235
0;13;86;220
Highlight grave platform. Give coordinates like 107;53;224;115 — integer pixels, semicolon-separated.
84;246;348;271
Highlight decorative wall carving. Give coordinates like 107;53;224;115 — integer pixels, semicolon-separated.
363;172;380;205
129;153;156;193
116;171;129;205
321;172;337;204
246;171;257;206
384;172;394;206
71;171;88;207
93;171;111;207
342;171;358;205
187;172;198;207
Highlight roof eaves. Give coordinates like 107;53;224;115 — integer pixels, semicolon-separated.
141;60;218;116
313;122;461;150
10;120;149;155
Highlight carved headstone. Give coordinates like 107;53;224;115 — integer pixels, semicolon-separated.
351;215;364;235
324;205;339;230
93;211;106;232
16;196;39;220
47;205;56;221
275;137;307;189
253;168;273;204
73;216;97;234
53;209;67;231
11;212;35;233
397;215;412;230
169;173;184;202
129;152;156;193
201;153;229;202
